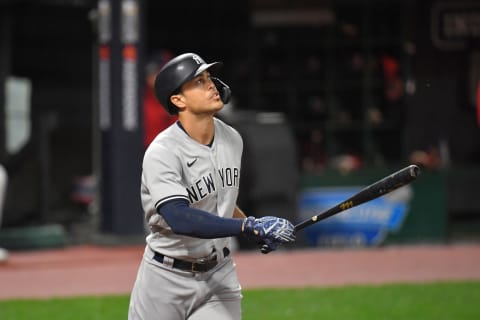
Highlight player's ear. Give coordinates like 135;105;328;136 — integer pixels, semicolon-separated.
170;94;186;110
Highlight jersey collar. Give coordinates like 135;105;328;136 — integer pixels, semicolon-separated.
176;121;215;147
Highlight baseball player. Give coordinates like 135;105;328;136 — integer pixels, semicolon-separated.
128;53;296;320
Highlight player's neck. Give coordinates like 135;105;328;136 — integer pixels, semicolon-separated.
177;115;215;145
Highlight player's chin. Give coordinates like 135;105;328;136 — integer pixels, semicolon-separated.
211;98;224;111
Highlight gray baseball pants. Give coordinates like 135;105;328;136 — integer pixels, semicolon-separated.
128;248;242;320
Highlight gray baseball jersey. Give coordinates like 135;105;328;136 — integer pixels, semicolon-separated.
141;117;243;259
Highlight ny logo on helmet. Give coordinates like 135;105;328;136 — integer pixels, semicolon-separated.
192;55;202;65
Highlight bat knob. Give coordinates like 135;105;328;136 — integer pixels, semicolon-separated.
261;244;272;254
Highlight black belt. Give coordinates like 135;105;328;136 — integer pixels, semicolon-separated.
153;247;230;273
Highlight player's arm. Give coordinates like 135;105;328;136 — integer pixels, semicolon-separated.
158;199;244;239
158;200;295;247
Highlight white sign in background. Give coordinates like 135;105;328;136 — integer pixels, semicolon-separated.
4;76;32;154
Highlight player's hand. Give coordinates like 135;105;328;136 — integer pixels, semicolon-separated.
243;216;296;252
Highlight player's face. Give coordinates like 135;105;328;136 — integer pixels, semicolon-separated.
178;71;223;115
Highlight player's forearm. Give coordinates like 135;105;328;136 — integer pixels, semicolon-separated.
158;199;244;239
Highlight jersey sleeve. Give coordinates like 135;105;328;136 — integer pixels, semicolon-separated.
142;143;189;209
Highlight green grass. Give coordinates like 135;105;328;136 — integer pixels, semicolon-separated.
1;281;479;320
243;281;480;320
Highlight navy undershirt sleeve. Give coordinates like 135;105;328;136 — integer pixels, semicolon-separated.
157;199;244;239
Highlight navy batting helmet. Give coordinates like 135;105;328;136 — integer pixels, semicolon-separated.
154;53;231;115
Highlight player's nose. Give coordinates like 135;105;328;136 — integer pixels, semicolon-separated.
206;77;216;90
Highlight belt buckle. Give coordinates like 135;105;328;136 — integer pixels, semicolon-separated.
191;255;217;273
191;258;206;273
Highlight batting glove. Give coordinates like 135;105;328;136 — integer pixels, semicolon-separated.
243;216;296;253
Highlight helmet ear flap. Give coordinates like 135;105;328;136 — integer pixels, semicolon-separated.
212;77;231;104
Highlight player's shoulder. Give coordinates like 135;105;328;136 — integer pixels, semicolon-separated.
144;123;180;156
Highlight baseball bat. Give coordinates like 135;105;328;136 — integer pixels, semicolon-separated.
294;164;421;231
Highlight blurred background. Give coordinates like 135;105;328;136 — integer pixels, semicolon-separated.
0;0;479;252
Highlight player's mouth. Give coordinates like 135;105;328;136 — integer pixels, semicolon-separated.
212;92;220;100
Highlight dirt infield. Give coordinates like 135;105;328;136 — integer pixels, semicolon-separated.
1;243;480;300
